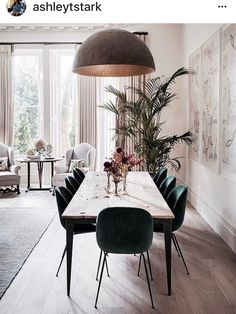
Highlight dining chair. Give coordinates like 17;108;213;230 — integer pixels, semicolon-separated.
153;167;167;189
95;207;154;309
72;169;84;185
65;175;80;195
159;175;176;200
58;185;74;203
54;186;96;276
74;168;85;180
154;185;189;274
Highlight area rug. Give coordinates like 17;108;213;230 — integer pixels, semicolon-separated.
0;206;56;299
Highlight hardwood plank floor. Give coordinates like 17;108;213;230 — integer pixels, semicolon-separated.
0;191;236;314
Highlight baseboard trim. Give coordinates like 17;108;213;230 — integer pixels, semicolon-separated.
188;187;236;254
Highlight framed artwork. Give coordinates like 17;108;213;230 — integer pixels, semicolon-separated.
201;30;220;171
221;24;236;178
189;48;201;161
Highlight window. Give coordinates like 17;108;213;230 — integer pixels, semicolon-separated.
50;49;76;157
13;46;76;157
13;49;43;155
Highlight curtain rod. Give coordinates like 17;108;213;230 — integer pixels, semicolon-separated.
0;32;148;46
0;42;82;45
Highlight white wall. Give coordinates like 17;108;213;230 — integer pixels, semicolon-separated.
182;24;236;253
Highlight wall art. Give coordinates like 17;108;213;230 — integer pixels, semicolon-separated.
189;48;201;160
221;24;236;176
201;30;220;170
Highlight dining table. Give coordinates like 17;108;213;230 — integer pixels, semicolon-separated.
62;171;174;297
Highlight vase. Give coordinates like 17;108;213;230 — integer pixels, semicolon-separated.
123;171;128;191
114;181;118;195
106;173;111;191
113;176;120;196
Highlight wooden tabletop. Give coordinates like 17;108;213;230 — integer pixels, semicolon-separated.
62;171;174;220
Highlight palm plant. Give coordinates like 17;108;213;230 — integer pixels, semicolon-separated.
100;67;192;173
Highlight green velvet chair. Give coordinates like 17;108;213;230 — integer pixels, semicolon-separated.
153;167;167;189
72;169;84;186
54;186;96;276
159;175;176;200
65;175;80;195
95;207;154;309
74;167;85;180
59;185;74;203
154;185;189;274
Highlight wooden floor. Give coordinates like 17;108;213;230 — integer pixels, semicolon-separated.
0;191;236;314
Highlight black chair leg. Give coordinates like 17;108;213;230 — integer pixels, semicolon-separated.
146;251;153;280
96;250;102;281
105;255;110;278
96;250;110;281
56;245;66;277
138;252;153;281
95;252;107;308
141;253;154;309
137;254;141;276
171;233;180;256
172;233;190;275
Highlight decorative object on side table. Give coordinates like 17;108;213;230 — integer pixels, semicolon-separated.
26;139;53;158
103;147;142;195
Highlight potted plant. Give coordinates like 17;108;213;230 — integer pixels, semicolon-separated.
100;67;192;174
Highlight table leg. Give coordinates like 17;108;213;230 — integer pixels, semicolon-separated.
51;161;54;188
66;220;74;297
164;219;172;296
26;162;30;192
37;162;43;189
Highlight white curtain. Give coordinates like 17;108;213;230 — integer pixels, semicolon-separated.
76;75;117;170
0;45;13;146
76;75;97;147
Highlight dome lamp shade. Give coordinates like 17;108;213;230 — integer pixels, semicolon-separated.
72;29;156;77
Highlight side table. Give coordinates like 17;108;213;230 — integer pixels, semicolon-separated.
17;157;63;192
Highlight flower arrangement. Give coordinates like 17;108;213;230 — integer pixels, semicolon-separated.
34;139;47;155
26;139;53;158
104;147;142;194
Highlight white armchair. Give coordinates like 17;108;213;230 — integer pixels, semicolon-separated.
53;143;96;187
0;143;21;194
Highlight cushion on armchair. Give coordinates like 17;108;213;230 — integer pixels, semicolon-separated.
0;157;8;171
69;159;85;172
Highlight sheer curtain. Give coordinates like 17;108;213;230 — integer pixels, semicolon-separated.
76;75;117;170
0;45;13;145
76;75;97;147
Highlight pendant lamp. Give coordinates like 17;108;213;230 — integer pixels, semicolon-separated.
72;29;155;77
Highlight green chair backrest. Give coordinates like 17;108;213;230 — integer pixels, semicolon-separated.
55;186;68;229
96;207;153;254
72;169;83;185
74;168;85;180
65;175;79;195
153;167;167;188
159;176;176;200
59;186;74;203
166;185;188;232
